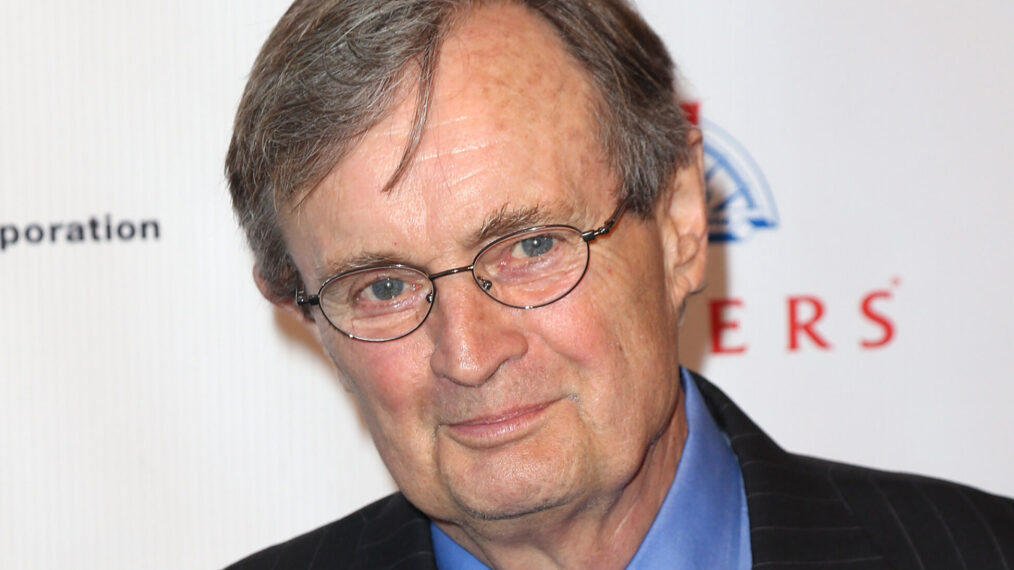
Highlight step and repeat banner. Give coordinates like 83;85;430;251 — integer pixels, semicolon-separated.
3;1;1012;568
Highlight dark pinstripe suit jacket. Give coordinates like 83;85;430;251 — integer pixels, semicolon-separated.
226;374;1014;569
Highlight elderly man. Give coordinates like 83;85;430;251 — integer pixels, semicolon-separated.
225;1;1014;568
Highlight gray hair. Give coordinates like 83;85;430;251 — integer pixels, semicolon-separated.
226;0;692;303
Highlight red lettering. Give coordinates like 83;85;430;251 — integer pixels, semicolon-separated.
860;290;895;348
788;296;831;350
709;299;746;354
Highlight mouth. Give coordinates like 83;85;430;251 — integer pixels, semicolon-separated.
443;400;559;449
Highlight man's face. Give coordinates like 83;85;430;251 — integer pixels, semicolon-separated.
280;4;702;528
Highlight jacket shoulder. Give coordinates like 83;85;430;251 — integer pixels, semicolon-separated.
223;493;435;570
800;454;1014;569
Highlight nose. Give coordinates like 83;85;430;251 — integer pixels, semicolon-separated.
425;275;529;387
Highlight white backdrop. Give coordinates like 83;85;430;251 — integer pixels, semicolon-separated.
2;2;1012;568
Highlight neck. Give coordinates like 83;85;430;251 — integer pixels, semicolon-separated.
435;388;688;569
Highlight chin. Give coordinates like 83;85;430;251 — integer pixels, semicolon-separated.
439;448;586;524
455;493;567;522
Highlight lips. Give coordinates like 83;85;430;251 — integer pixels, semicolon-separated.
444;400;557;449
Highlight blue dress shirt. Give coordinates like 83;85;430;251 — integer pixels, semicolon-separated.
431;368;752;569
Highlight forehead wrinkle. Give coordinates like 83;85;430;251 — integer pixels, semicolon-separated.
412;138;495;162
408;137;499;193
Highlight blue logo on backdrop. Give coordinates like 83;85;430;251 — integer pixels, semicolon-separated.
701;121;778;242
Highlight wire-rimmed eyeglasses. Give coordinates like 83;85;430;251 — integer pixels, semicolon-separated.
296;201;628;342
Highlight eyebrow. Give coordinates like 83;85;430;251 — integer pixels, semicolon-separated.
318;252;406;280
469;204;555;247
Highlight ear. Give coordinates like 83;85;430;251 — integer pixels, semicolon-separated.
655;128;708;311
253;264;323;346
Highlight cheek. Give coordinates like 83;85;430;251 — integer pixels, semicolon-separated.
323;334;449;488
530;294;619;379
323;331;435;433
539;262;673;364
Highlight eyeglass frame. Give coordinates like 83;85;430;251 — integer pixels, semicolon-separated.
295;199;629;342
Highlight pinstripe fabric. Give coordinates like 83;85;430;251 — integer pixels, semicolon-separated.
225;493;436;570
225;374;1014;569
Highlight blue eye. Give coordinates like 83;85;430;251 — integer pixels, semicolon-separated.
518;235;554;257
369;278;405;300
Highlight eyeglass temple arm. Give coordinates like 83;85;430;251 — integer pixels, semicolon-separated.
581;199;628;242
295;291;319;306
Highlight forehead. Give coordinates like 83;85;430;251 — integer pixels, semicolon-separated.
284;3;615;281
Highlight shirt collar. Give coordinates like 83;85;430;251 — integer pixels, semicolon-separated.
430;368;751;569
625;367;751;569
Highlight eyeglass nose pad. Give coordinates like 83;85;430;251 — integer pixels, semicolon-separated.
426;292;435;303
476;276;493;292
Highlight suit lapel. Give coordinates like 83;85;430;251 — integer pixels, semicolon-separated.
693;373;893;569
